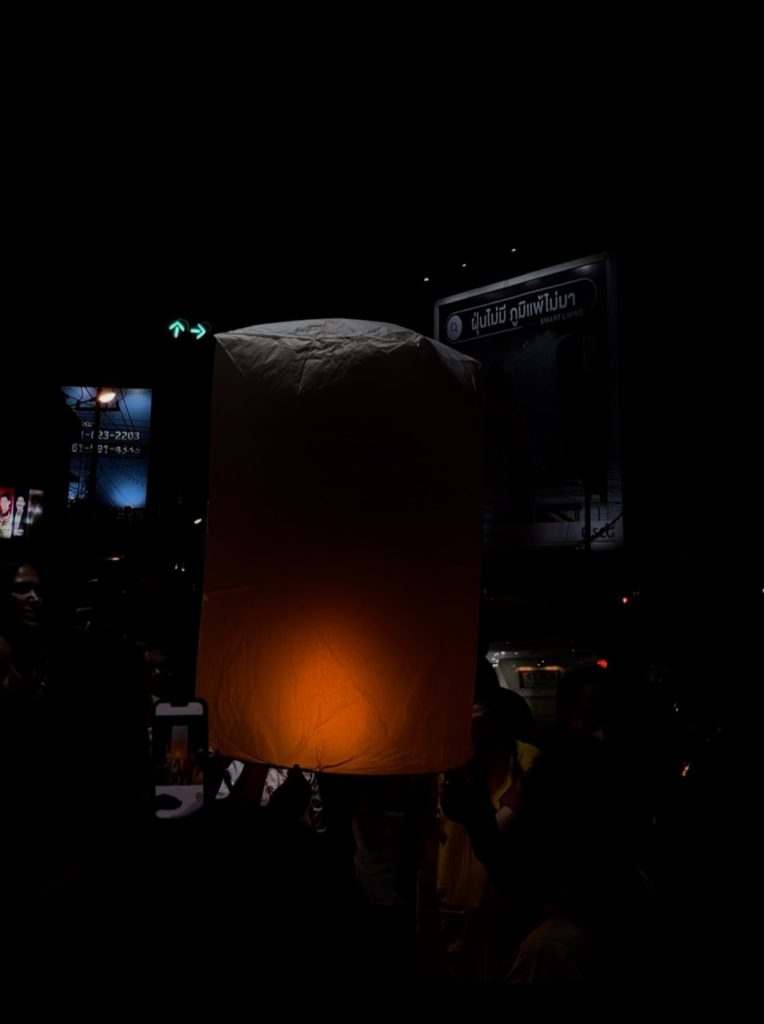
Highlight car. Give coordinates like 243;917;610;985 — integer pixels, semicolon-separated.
481;597;603;730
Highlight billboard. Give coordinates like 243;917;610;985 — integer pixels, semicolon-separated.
62;387;152;509
435;254;622;549
0;487;44;540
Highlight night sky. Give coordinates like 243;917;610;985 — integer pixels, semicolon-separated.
6;193;755;609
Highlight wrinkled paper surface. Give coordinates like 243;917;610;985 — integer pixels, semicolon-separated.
197;319;482;773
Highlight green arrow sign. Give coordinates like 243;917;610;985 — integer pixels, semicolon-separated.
190;323;207;340
169;319;188;338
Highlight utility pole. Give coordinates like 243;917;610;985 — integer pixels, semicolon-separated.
87;392;102;513
84;387;117;513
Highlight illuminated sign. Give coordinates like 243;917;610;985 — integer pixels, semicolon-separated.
62;387;152;509
436;254;622;549
168;319;208;340
0;487;44;540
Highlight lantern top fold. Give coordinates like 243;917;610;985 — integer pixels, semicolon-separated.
214;317;480;397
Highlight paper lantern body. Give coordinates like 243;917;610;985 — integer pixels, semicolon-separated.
197;319;483;774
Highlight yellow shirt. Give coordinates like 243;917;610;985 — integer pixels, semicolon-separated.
436;740;540;912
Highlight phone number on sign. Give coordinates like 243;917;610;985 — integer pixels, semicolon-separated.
72;443;144;456
92;429;142;441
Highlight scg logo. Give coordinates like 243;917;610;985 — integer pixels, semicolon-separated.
446;314;463;342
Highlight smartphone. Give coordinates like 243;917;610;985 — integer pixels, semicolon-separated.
153;699;208;819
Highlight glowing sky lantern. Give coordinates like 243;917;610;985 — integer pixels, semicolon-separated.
197;319;483;774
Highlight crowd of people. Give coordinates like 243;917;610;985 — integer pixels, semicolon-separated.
0;552;739;992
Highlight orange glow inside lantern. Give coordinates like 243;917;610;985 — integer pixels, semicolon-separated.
197;319;483;774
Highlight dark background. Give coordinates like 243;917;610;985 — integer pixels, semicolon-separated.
2;66;758;991
6;204;758;688
8;220;752;534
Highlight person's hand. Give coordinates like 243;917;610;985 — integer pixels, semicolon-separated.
498;767;526;814
205;752;231;798
495;769;526;833
440;764;490;824
268;765;312;822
